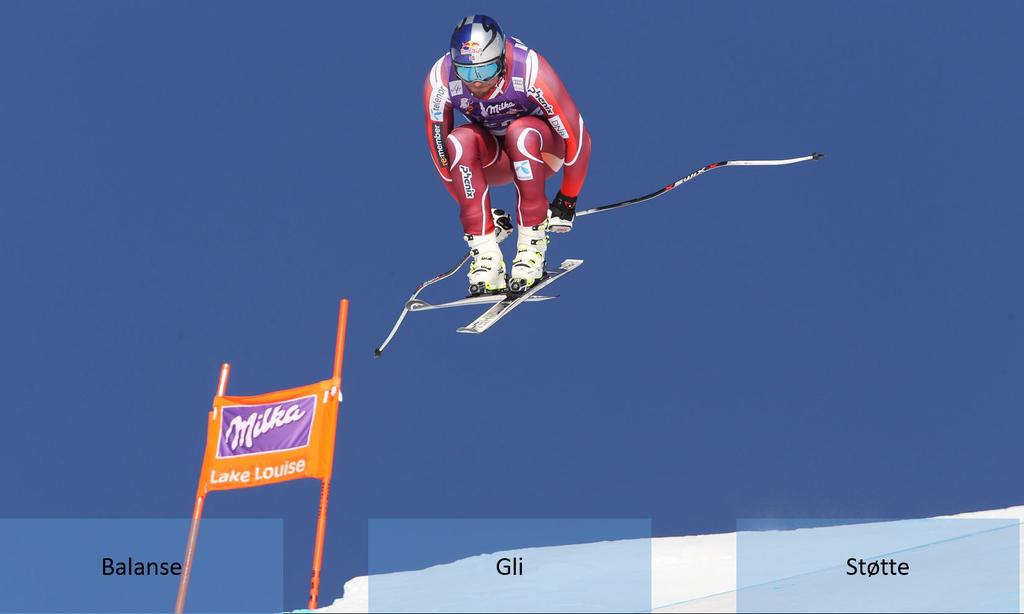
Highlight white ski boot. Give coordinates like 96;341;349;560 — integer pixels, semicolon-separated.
465;231;507;296
509;221;548;293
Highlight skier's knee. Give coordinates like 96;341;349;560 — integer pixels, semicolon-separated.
447;125;489;166
506;116;548;136
504;116;548;160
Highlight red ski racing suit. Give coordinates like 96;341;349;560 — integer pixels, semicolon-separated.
423;36;592;236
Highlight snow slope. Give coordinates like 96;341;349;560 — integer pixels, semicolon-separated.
316;506;1024;613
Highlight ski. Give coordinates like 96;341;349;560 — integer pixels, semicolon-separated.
407;294;557;312
456;259;583;334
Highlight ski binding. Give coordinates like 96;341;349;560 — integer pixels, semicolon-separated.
456;259;583;334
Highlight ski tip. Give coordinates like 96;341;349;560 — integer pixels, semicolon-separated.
811;152;825;160
373;348;383;358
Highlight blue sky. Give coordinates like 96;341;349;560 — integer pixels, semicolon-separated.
2;0;1022;608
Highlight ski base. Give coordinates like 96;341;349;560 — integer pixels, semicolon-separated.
456;259;583;334
407;293;556;312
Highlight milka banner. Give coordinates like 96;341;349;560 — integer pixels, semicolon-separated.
199;378;339;492
176;299;349;614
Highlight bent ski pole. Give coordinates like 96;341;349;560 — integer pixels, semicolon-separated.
374;251;471;357
575;152;824;218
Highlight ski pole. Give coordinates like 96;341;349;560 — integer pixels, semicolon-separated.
575;152;823;218
374;251;471;357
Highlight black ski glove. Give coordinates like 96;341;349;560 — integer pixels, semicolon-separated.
548;191;577;233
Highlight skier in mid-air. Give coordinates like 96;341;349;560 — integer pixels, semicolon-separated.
373;17;815;353
423;15;592;295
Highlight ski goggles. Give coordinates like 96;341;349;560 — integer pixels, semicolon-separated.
454;60;501;83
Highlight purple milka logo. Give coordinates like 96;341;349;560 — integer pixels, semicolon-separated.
217;394;316;458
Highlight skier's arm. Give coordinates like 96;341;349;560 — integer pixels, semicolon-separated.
528;52;592;198
423;58;456;195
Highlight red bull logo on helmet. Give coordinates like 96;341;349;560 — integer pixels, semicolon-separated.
460;41;483;61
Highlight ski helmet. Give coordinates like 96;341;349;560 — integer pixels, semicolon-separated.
450;15;506;82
